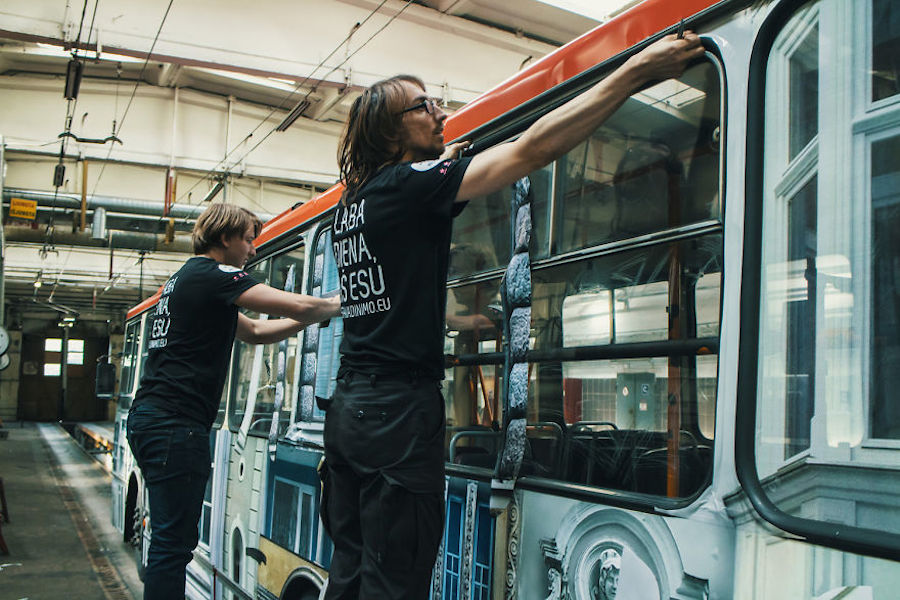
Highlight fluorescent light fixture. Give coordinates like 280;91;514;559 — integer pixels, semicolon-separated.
202;180;225;203
533;0;638;21
194;68;297;91
96;52;144;64
276;99;311;132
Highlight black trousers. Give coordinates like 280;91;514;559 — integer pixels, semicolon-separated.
127;416;210;600
321;373;446;600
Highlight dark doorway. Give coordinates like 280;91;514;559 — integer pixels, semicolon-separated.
18;330;109;421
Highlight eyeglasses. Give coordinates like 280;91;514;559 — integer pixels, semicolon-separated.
397;97;441;116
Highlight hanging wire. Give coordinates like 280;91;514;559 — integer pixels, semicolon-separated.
88;0;175;198
85;0;101;56
214;0;417;192
123;0;414;240
82;0;415;302
169;0;398;212
71;0;91;55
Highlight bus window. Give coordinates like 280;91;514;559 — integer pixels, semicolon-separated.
270;251;306;435
137;313;153;384
118;318;141;409
744;0;900;559
528;234;721;494
445;278;504;458
553;60;721;255
228;249;306;436
448;163;553;276
228;258;270;431
444;57;723;499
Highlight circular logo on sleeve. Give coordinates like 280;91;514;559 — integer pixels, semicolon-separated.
218;264;242;273
410;159;442;172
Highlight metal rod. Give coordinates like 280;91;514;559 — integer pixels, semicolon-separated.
0;136;6;328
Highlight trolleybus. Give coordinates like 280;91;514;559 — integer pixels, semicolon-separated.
110;0;900;597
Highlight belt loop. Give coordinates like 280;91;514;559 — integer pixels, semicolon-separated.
369;373;377;387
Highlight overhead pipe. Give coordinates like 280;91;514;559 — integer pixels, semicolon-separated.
91;206;107;240
1;204;194;234
2;188;275;222
3;226;193;254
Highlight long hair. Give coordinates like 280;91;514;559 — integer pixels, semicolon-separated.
192;203;263;254
337;75;425;199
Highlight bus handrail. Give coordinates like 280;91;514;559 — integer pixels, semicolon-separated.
449;429;501;464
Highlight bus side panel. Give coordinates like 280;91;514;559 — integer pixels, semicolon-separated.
514;490;735;599
258;441;329;598
222;434;270;595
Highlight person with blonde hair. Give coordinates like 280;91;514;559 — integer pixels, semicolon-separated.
127;202;340;600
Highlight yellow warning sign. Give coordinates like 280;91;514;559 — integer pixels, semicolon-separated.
9;198;37;220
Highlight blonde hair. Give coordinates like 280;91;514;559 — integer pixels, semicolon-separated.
192;203;263;254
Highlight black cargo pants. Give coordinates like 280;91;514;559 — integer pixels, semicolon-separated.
321;372;446;600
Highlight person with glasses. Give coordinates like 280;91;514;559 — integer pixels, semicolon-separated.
321;31;704;600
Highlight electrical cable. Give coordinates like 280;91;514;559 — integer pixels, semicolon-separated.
129;0;414;243
169;0;396;212
73;0;414;302
89;0;175;199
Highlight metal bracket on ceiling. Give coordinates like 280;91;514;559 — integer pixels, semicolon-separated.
57;131;123;145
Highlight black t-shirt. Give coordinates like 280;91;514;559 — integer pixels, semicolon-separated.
333;157;472;379
131;256;259;429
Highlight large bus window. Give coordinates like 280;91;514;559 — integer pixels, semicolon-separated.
444;278;504;464
228;258;270;431
744;0;900;558
118;319;141;409
444;57;723;501
528;235;721;494
269;252;306;435
137;313;153;384
553;60;721;255
448;163;554;276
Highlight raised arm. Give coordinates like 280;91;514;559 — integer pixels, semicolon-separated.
455;33;705;202
233;284;340;344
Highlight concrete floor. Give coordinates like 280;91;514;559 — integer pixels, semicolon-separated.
0;422;141;600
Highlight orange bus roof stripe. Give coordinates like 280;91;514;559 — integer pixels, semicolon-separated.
444;0;723;139
127;287;163;320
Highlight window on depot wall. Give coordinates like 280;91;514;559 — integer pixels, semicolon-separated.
43;337;84;376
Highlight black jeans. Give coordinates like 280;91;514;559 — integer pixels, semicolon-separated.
321;373;446;600
127;416;210;600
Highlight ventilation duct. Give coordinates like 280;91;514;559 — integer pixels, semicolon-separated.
91;206;107;240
